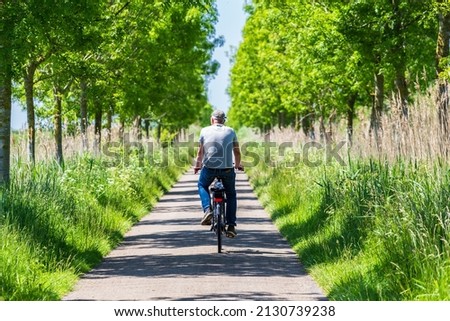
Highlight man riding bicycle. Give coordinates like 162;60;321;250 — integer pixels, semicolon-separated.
194;110;243;238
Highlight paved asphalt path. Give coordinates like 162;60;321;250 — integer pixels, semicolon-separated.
63;171;326;301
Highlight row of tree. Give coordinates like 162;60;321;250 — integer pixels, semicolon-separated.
228;0;450;143
0;0;220;182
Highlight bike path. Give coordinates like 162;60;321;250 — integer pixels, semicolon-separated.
63;171;326;301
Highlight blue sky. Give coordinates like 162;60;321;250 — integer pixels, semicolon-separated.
208;0;247;113
11;1;248;130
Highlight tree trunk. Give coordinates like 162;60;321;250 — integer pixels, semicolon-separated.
157;121;162;143
94;100;102;155
301;112;314;140
294;113;300;131
119;120;125;143
0;3;12;184
278;111;285;129
437;81;448;140
80;79;88;150
327;110;336;143
395;70;409;117
347;93;357;146
370;71;384;150
53;86;64;166
144;119;150;139
391;0;409;118
24;63;37;164
436;8;450;144
319;114;326;143
23;50;52;163
106;103;113;144
133;115;142;141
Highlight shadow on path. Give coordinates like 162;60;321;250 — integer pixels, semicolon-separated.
63;171;327;301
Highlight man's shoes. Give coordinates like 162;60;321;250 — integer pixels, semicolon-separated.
226;225;237;238
201;210;212;225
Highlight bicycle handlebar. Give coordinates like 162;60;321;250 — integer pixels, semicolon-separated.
194;166;244;174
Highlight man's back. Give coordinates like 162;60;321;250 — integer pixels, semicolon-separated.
199;124;237;169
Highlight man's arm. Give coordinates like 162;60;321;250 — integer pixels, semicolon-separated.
194;143;203;174
233;141;243;170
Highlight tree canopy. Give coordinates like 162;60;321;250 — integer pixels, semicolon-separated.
0;0;220;173
228;0;444;139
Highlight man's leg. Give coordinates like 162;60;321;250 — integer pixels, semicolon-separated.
221;169;237;227
198;167;215;224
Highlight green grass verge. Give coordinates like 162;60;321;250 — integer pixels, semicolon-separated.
247;157;450;300
0;149;188;300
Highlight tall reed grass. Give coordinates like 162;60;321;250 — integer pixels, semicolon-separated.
244;85;450;300
249;155;450;300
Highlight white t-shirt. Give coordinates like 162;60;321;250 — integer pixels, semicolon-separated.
199;124;237;169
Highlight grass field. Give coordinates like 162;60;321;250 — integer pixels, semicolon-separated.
0;139;191;300
247;156;450;300
241;89;450;300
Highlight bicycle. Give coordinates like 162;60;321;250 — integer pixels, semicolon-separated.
196;166;243;253
210;177;227;253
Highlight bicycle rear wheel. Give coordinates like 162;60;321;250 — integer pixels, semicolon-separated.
217;204;222;253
